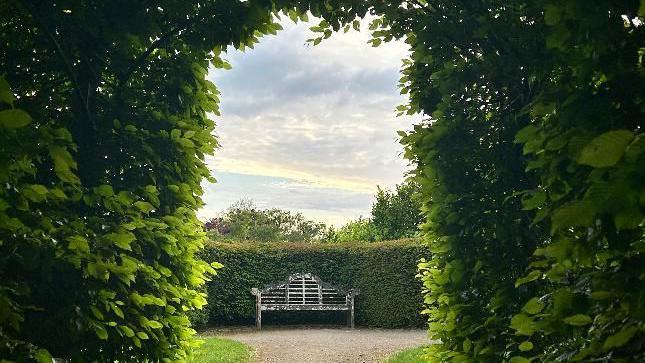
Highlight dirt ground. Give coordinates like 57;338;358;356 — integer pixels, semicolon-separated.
204;326;429;362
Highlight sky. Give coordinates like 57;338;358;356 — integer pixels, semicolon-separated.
198;16;421;226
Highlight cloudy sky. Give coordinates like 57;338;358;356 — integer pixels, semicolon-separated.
198;16;421;226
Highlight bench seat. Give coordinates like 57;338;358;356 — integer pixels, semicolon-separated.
261;304;350;311
251;273;358;329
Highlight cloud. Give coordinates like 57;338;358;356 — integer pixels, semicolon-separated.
198;173;373;226
200;16;422;224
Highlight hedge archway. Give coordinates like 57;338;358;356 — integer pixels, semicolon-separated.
1;1;643;362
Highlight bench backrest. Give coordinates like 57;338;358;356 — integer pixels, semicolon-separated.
254;273;349;305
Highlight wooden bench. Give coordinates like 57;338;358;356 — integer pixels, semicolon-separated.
250;273;358;329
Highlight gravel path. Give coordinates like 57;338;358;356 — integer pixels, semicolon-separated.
207;327;429;362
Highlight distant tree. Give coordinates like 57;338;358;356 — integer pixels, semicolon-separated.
329;181;423;243
332;217;379;243
203;217;230;235
206;200;330;243
371;181;423;240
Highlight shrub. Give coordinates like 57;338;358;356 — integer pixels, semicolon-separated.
0;1;282;360
331;218;379;243
328;181;423;244
199;239;428;328
371;181;423;240
206;200;331;243
376;0;644;361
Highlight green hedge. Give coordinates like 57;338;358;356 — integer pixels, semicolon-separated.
199;239;428;328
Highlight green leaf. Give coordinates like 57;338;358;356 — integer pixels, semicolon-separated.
551;201;595;233
137;331;149;340
519;341;533;352
30;185;48;195
134;201;154;213
563;314;592;326
68;235;90;253
23;184;49;202
95;185;114;197
49;146;80;184
511;313;536;336
94;324;108;340
515;270;541;287
624;134;645;162
87;262;109;280
111;303;124;319
288;10;298;23
107;231;136;250
50;188;68;199
0;109;31;129
119;325;135;337
522;297;545;315
0;76;14;105
176;137;194;148
34;348;53;363
509;356;530;363
90;306;104;320
577;130;634;168
463;338;472;352
522;191;546;210
603;326;638;351
515;125;539;144
147;320;163;329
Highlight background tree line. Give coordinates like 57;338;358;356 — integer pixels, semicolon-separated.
203;180;423;243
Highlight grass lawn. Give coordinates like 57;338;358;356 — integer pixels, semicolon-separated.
383;346;428;363
189;336;253;363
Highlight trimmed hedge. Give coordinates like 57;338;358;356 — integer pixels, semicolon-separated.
199;239;428;328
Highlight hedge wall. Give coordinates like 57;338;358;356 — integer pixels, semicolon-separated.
198;239;428;328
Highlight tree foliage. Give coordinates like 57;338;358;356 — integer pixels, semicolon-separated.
205;200;333;243
0;1;376;359
0;0;285;360
332;217;380;243
203;181;423;244
331;181;423;243
359;0;644;361
312;0;644;360
372;181;423;240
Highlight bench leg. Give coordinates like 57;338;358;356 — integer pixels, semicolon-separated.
347;296;355;329
256;294;262;330
256;309;262;330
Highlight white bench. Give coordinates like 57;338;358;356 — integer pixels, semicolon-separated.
250;273;358;329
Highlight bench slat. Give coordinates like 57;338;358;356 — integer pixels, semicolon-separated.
253;273;358;329
262;304;349;311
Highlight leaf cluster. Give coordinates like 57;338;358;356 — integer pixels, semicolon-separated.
205;199;333;243
0;0;289;360
378;0;645;361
